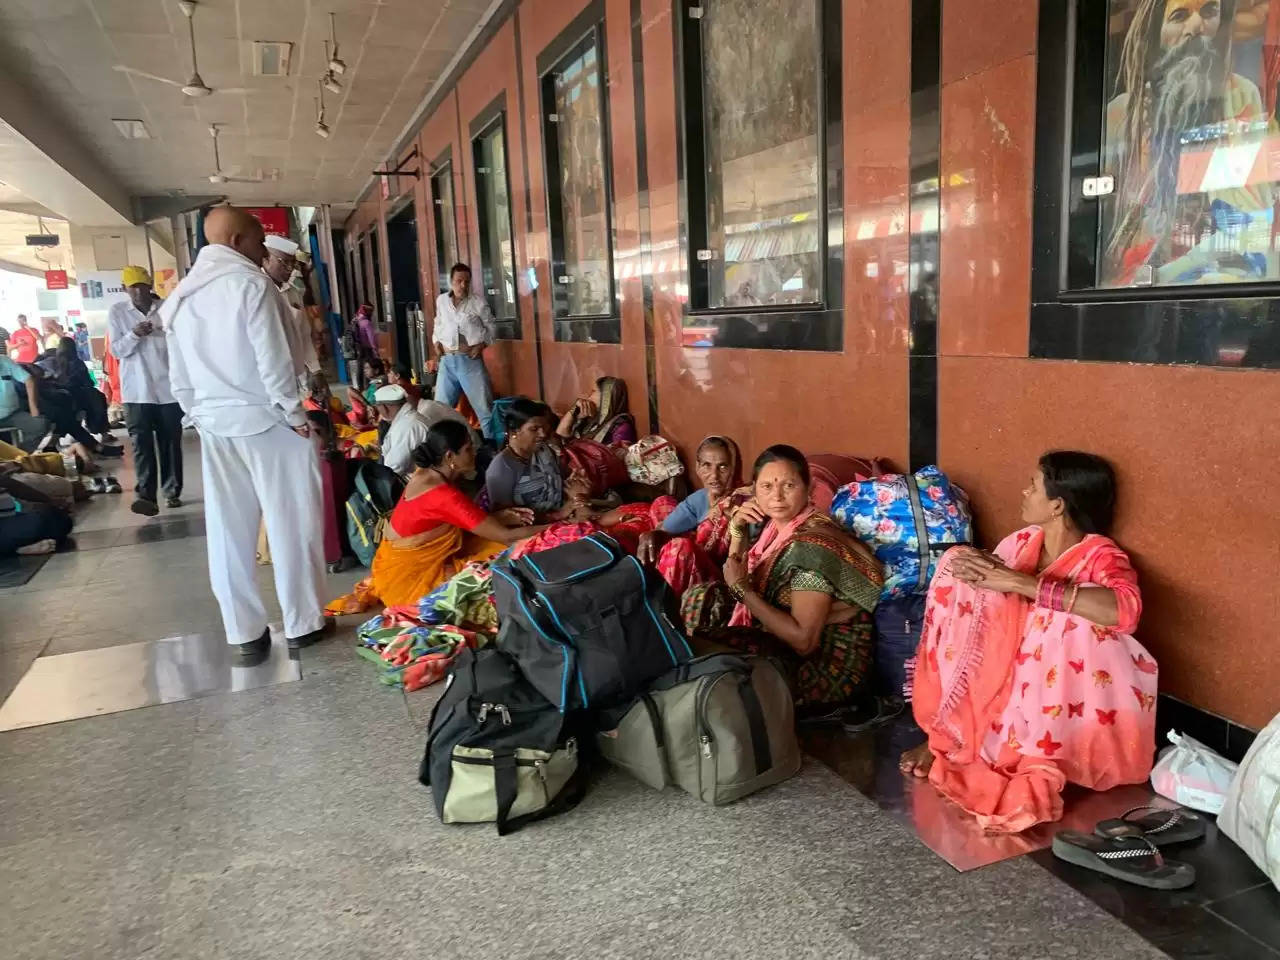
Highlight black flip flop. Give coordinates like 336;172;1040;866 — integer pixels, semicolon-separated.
1052;830;1195;889
1095;805;1207;846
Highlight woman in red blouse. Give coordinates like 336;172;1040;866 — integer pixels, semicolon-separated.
328;420;548;614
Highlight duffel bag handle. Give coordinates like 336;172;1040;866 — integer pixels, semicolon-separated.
517;534;622;585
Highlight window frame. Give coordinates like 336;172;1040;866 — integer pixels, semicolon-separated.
470;100;522;341
676;0;844;352
538;9;621;344
429;150;460;300
1031;0;1280;370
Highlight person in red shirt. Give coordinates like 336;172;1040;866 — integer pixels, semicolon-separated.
7;315;39;363
327;419;547;615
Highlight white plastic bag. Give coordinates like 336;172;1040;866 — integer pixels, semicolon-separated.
1150;730;1238;814
1219;711;1280;890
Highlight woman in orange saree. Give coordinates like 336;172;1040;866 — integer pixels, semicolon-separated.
901;451;1157;833
327;421;547;615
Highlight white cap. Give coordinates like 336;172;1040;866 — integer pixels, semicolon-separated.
373;384;407;403
263;234;300;257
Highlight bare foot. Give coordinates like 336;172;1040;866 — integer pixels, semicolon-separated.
899;742;935;778
16;538;56;556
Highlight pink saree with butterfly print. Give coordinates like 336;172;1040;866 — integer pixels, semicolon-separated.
910;526;1157;833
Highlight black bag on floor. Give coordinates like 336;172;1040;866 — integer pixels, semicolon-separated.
873;593;926;697
420;647;585;835
490;533;693;714
344;460;404;567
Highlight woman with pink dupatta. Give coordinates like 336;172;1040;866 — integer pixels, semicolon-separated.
901;451;1157;833
683;445;884;712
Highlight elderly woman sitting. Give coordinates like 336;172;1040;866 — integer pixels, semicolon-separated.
683;444;883;713
900;451;1156;833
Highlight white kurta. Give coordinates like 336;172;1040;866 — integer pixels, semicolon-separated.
163;244;324;644
277;283;318;378
380;403;432;477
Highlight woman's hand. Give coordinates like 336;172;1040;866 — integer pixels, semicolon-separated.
951;552;1035;597
495;507;536;527
637;530;670;566
729;498;767;532
574;397;597;420
723;553;747;589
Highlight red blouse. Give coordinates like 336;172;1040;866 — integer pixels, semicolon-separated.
389;482;488;538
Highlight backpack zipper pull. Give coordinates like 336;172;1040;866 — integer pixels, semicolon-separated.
477;702;491;723
533;759;547;782
497;704;512;725
700;734;713;759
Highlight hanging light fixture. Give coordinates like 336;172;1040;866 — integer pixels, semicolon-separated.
323;44;343;94
327;13;346;75
314;83;330;138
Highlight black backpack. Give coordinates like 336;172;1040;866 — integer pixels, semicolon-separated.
420;647;585;834
344;460;404;567
490;533;693;715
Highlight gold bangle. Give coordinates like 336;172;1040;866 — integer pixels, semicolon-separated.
728;578;750;601
1066;583;1081;613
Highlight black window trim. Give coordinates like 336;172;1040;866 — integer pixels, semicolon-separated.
469;94;522;340
428;147;459;301
674;0;844;353
538;8;622;343
1031;0;1280;370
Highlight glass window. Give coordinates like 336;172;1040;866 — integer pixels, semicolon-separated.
1096;0;1280;290
542;29;617;340
472;118;521;338
694;0;822;309
431;160;459;296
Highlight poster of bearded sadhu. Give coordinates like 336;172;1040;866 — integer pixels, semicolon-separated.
1102;0;1280;287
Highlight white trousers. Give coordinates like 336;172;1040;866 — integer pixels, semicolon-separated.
200;424;325;644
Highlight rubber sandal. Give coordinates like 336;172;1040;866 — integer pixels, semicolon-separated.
1051;830;1195;889
1095;805;1207;847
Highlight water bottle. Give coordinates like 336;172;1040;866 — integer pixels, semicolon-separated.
58;437;78;480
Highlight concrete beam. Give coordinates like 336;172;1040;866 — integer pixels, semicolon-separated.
0;60;134;226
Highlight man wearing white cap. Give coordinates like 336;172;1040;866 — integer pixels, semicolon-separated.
374;383;431;477
164;206;328;660
109;264;184;516
262;234;317;380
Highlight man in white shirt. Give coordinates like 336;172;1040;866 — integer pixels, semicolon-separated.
108;265;184;516
373;384;431;477
432;262;496;440
261;234;318;380
163;206;327;660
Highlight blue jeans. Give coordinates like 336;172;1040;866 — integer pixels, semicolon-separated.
434;353;494;439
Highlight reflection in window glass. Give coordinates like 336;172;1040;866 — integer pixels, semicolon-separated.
1100;0;1279;289
473;121;519;329
549;35;612;317
431;162;459;295
701;0;821;308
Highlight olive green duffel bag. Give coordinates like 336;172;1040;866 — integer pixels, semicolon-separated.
596;654;801;804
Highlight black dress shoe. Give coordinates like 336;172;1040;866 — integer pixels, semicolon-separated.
287;618;335;650
98;445;125;457
130;497;159;517
165;497;182;509
234;629;272;664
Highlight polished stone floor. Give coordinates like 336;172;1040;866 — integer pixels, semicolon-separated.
0;435;1274;960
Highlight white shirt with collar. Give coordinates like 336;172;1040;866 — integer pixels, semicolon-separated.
381;402;432;477
433;292;496;351
162;244;304;438
107;300;175;405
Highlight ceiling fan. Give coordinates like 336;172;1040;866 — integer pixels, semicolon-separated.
206;125;263;184
113;1;250;99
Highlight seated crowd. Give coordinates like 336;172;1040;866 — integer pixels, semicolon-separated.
0;328;129;558
319;367;1158;835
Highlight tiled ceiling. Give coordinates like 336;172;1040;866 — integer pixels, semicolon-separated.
0;0;495;208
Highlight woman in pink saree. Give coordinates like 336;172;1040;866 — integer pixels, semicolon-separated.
900;451;1157;833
